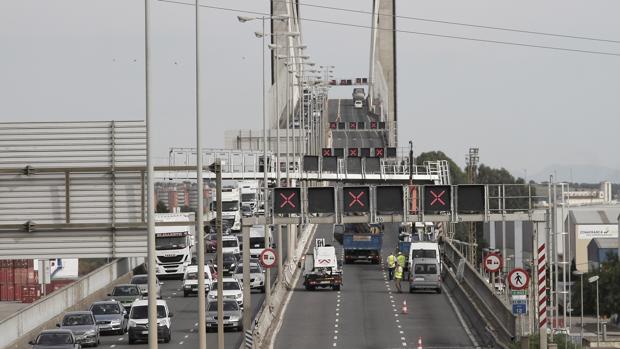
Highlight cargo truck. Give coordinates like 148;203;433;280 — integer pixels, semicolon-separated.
342;223;383;264
303;239;342;291
155;213;196;278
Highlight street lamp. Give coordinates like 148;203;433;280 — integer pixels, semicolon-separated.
588;275;600;346
573;270;585;344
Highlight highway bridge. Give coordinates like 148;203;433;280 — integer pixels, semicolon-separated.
0;1;548;348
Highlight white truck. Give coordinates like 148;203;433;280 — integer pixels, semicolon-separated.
248;225;271;259
155;213;196;278
303;239;342;291
210;187;241;232
239;181;259;212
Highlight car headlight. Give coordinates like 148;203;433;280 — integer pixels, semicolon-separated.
184;284;191;289
228;316;240;321
85;329;96;336
128;320;137;328
208;294;216;299
230;263;236;268
206;316;215;321
235;294;242;299
110;320;121;325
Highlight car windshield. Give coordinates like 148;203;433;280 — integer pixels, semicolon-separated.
222;239;238;248
242;206;252;213
112;285;140;296
212;281;240;290
37;333;73;345
208;301;238;312
223;254;236;262
130;305;167;319
185;271;209;280
249;237;264;248
131;275;148;284
90;303;121;315
412;249;436;259
235;265;261;274
205;233;216;241
62;314;94;326
211;201;239;212
414;264;438;275
156;236;187;250
241;193;255;202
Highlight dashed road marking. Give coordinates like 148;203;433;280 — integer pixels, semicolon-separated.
332;343;337;347
111;345;116;348
184;335;189;338
402;342;407;347
179;341;184;345
194;322;198;327
118;338;123;341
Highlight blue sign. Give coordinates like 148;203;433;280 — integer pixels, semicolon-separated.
512;303;527;315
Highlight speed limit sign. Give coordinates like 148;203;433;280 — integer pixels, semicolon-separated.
259;248;277;269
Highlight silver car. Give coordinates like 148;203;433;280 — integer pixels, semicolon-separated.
409;258;442;294
205;300;243;332
129;274;161;298
89;300;127;335
58;311;99;347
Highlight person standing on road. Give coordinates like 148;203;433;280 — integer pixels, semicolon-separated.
394;264;403;293
396;251;406;279
387;252;396;280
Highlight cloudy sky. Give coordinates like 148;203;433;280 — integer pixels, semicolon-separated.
1;0;619;180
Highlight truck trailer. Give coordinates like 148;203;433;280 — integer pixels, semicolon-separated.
342;223;383;264
303;239;342;291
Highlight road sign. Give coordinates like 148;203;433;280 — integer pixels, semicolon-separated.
333;148;344;158
512;303;527;315
423;185;452;213
259;248;277;269
370;121;378;129
338;122;345;129
374;148;384;158
307;187;335;214
349;122;357;129
457;185;486;213
303;156;319;172
508;268;529;290
386;147;397;158
376;186;404;213
322;148;332;157
273;188;301;214
357;122;365;129
361;148;371;157
329;122;337;129
511;290;528;296
348;148;359;157
483;253;502;273
343;186;370;213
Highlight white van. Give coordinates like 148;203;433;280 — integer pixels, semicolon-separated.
408;241;441;273
126;299;173;344
248;225;270;258
182;265;213;297
221;235;241;254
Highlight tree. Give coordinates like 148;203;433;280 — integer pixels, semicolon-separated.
416;151;467;184
571;254;620;317
156;200;169;213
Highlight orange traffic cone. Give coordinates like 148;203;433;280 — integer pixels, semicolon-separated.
416;336;423;349
401;300;408;314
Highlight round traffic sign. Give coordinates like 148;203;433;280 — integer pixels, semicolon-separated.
259;248;277;269
508;268;529;290
483;253;503;273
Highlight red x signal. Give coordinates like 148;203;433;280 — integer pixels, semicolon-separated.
279;192;297;208
322;148;332;157
349;122;357;129
370;121;377;129
329;122;337;129
430;190;446;206
348;191;365;207
375;148;384;157
349;148;358;157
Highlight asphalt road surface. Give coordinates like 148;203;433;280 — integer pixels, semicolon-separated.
328;98;385;149
274;223;475;349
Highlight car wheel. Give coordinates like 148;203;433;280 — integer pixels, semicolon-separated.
260;286;265;293
128;336;135;345
183;291;188;297
237;325;243;332
164;331;171;343
436;287;442;294
333;285;341;291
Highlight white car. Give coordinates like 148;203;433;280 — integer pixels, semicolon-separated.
207;277;244;308
182;265;213;297
126;299;173;344
221;235;241;255
233;263;265;293
354;100;363;108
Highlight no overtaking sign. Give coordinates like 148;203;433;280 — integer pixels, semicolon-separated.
259;248;277;269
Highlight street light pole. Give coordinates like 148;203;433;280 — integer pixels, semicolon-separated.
573;270;584;344
588;275;601;346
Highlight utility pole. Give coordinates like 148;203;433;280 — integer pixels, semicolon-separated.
466;147;479;265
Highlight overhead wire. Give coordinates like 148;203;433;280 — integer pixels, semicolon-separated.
158;0;620;57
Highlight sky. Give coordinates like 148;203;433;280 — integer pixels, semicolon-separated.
1;0;619;181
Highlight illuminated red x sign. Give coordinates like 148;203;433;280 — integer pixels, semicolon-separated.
348;191;365;207
349;122;357;129
279;192;297;208
430;190;446;206
322;148;332;157
370;121;378;129
329;122;337;129
348;148;358;157
375;148;384;157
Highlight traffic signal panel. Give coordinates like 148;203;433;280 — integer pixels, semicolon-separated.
343;186;370;213
273;188;301;214
457;185;485;213
423;185;452;213
376;186;404;213
307;187;335;214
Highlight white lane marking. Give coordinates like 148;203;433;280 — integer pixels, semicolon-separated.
402;342;407;347
172;292;177;296
400;331;404;334
332;343;337;347
335;330;338;334
394;313;399;317
398;325;402;328
118;338;123;341
336;312;339;316
190;328;194;332
395;319;399;323
179;341;184;345
111;345;116;348
334;336;338;340
401;337;406;341
335;318;339;322
184;335;189;338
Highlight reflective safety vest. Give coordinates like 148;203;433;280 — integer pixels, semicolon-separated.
397;254;406;267
387;255;396;268
394;265;403;279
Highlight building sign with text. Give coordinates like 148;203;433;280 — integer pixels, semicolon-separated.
577;225;618;239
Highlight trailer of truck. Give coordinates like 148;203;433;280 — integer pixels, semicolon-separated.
342;223;383;264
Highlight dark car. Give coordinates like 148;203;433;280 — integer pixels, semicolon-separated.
58;311;99;347
30;329;80;349
241;205;253;218
89;300;126;335
221;253;239;276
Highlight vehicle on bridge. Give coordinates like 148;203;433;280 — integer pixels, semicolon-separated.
126;299;173;344
408;241;442;274
89;300;127;335
57;311;99;347
303;239;342;291
207;278;244;308
221;235;241;255
352;87;365;101
154;213;196;278
209;187;241;232
233;262;265;293
29;329;80;349
240;180;259;212
342;223;383;264
247;225;272;259
107;284;142;311
354;99;363;109
409;257;442;294
182;265;213;297
205;300;243;332
129;274;161;299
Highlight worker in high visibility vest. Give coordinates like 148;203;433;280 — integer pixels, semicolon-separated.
386;252;396;280
396;251;407;280
394;264;404;293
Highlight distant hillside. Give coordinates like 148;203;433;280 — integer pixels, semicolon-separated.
530;164;620;183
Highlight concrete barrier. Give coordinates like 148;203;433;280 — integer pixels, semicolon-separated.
0;257;143;349
443;239;516;347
